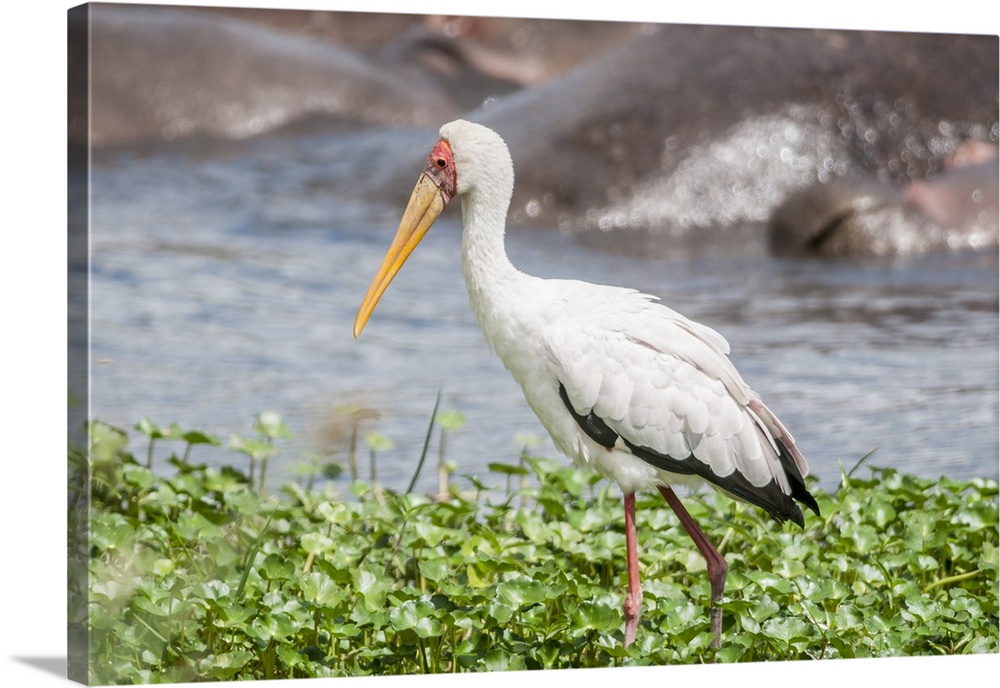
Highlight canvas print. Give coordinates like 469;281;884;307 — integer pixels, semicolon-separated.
68;2;999;684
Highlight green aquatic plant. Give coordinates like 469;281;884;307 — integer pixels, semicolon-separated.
80;416;998;683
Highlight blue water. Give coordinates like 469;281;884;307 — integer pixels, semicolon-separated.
86;126;999;496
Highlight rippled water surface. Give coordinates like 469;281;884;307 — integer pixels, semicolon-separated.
86;127;999;494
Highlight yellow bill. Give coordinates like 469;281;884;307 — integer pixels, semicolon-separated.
353;171;449;338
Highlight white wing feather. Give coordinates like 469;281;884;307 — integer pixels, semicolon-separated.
542;281;793;491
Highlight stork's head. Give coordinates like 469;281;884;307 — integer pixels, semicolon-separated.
353;120;512;338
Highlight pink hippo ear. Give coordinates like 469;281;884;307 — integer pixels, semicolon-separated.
944;139;998;170
905;148;998;230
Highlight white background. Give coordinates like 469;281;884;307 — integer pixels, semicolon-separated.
2;1;997;686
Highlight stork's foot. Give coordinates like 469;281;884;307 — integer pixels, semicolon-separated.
709;604;723;649
657;485;729;649
623;587;642;647
707;553;727;649
622;491;643;648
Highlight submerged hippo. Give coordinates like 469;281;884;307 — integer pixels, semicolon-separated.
75;7;998;256
769;142;998;256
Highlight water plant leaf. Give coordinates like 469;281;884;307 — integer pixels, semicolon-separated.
82;419;1000;681
496;579;548;609
488;462;529;476
436;409;466;432
258;553;296;582
228;434;279;462
301;572;348;608
364;432;394;452
253;410;293;440
182;429;222;446
134;418;165;439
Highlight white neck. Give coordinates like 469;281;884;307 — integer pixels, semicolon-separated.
460;181;522;338
441;119;536;357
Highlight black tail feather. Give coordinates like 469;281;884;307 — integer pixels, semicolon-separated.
558;382;821;527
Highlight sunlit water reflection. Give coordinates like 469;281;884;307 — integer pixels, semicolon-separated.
87;127;999;496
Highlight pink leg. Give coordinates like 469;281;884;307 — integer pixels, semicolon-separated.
622;492;642;647
657;485;728;648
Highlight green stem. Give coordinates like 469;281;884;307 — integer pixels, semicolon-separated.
416;636;428;673
923;569;979;593
406;389;442;494
438;427;448;497
348;424;359;482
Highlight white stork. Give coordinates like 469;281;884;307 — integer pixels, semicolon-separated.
354;119;820;648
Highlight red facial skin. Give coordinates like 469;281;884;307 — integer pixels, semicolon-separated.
424;139;457;204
